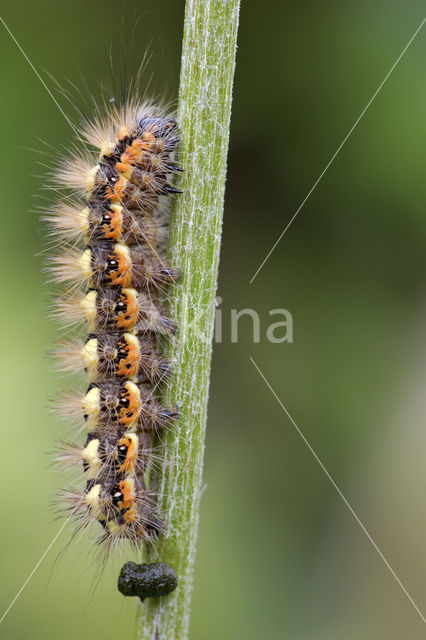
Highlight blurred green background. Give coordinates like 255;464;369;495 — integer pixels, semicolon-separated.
1;1;425;638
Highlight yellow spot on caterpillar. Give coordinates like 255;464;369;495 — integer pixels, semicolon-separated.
82;386;100;432
118;126;130;141
85;483;102;515
99;141;117;159
80;338;98;381
106;520;121;534
81;290;97;331
79;249;92;285
78;207;89;239
123;505;137;524
82;438;102;478
115;243;130;262
86;165;99;195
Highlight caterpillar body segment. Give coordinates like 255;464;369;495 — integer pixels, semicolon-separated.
68;379;179;433
56;287;177;335
50;242;180;291
55;333;171;383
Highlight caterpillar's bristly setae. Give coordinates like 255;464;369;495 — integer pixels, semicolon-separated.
48;100;181;556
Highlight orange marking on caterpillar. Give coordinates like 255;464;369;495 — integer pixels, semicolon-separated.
107;249;132;287
105;176;127;203
116;290;138;330
118;384;141;427
117;336;141;378
121;136;154;165
115;161;133;179
117;480;136;510
103;205;122;240
117;435;138;473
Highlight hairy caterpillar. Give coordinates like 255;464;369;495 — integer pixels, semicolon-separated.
47;100;181;561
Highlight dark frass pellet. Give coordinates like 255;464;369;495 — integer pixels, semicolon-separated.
118;562;178;601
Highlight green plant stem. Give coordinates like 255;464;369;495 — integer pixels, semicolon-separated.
135;1;240;638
